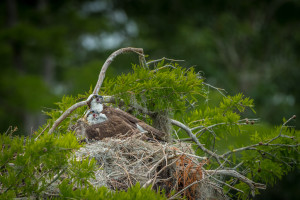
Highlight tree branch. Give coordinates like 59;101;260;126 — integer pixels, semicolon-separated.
93;47;145;95
205;169;266;197
146;57;184;65
48;101;88;134
170;119;222;164
151;65;176;73
222;115;298;158
266;115;296;144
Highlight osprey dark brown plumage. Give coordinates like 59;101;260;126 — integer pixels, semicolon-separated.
101;105;166;141
85;115;140;140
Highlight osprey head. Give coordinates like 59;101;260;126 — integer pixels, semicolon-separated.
87;94;104;109
85;110;98;122
85;109;107;125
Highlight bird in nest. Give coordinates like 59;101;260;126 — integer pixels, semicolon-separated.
77;94;166;141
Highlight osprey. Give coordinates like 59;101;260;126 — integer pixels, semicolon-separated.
84;94;166;141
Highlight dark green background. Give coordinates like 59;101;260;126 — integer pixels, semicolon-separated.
0;0;299;199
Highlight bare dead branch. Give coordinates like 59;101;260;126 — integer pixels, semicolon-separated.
151;65;176;73
115;162;133;187
93;47;145;95
35;123;50;141
48;100;88;134
222;142;299;158
168;179;204;200
209;174;244;193
202;82;227;97
147;57;185;65
267;115;296;144
170;119;222;164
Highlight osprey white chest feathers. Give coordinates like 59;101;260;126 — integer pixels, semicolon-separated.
90;100;104;112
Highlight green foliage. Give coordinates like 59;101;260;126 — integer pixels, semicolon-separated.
68;157;97;187
0;131;82;198
59;182;167;200
103;62;204;119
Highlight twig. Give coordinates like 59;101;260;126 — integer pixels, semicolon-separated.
267;115;296;144
209;174;244;193
35;123;50;141
142;178;154;188
37;168;66;193
5;126;18;135
139;52;148;68
168;179;204;200
146;57;184;65
176;151;207;161
151;65;176;73
93;47;145;95
144;157;180;189
205;169;266;197
202;82;227;97
156;157;180;177
150;173;158;190
146;156;166;177
222;137;298;158
232;161;244;170
192;122;226;132
257;150;292;168
115;162;133;187
127;147;163;167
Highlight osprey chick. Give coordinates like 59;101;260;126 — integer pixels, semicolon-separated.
85;110;107;125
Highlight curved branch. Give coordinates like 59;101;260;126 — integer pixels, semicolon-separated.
93;47;145;95
48;100;88;134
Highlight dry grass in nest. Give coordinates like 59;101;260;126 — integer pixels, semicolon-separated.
75;133;227;199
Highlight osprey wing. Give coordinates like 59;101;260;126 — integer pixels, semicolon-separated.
85;115;138;140
103;106;140;124
102;105;166;141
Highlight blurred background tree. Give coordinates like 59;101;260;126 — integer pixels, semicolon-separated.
0;0;299;198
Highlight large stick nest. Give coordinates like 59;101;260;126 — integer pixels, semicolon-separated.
75;133;227;200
